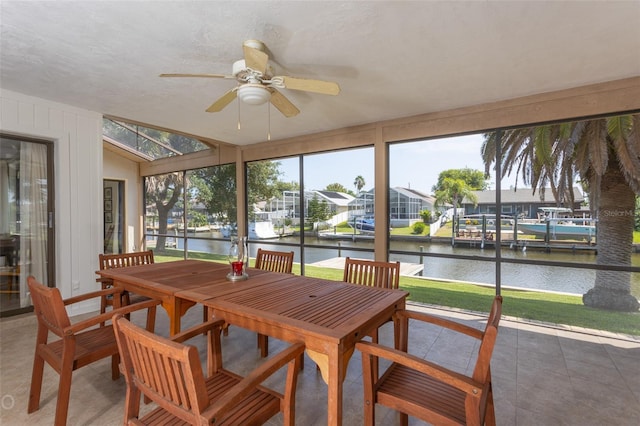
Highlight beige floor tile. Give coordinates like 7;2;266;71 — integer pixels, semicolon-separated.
2;302;638;425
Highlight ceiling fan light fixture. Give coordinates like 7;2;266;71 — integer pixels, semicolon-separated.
237;84;271;105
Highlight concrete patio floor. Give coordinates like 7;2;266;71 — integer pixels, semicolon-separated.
1;301;638;425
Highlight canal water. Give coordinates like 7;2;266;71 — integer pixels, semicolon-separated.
165;232;639;296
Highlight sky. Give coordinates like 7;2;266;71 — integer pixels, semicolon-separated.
277;134;525;194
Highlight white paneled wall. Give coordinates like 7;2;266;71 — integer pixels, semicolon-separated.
103;149;142;252
1;89;103;315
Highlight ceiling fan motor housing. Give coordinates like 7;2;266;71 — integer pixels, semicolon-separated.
233;60;274;80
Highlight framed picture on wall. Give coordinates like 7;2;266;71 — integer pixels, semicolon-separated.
104;200;112;211
104;187;112;200
105;212;113;223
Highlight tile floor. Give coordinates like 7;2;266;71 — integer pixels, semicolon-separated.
1;302;639;425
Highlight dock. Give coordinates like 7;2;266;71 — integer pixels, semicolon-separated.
310;257;424;276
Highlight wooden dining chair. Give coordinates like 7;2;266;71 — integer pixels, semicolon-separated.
343;257;401;375
255;247;295;274
27;276;160;426
97;250;155;330
343;256;400;290
255;248;295;357
113;314;304;426
356;296;503;426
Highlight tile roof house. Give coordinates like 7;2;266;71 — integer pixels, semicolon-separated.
461;187;587;219
349;187;439;227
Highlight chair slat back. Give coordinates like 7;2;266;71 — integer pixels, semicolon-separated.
255;248;294;274
472;295;503;383
113;315;209;423
27;276;71;336
99;250;154;270
343;257;400;289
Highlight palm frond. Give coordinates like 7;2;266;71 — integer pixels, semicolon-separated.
604;115;640;192
584;120;609;176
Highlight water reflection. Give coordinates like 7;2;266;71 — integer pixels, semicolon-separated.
158;232;639;296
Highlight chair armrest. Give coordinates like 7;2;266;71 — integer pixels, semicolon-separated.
170;318;227;344
356;340;483;396
396;309;484;340
201;342;305;420
95;276;114;287
63;299;161;335
63;287;123;306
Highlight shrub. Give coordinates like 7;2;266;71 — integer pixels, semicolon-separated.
412;222;426;234
419;209;432;223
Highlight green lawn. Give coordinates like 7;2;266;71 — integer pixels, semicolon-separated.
155;249;639;337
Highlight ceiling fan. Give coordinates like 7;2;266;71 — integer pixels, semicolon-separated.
160;40;340;118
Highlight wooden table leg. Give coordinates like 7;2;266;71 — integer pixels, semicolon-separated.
306;347;354;425
164;298;180;336
328;345;346;426
162;297;197;336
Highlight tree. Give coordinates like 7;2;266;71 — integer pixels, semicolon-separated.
190;164;236;223
146;172;183;251
434;177;478;238
481;114;640;311
635;196;640;232
432;168;488;193
306;196;331;231
325;182;353;195
275;180;300;193
419;209;432;224
246;161;283;206
191;161;282;224
353;175;366;193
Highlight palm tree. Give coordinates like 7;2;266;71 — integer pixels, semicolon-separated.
434;177;478;242
353;175;366;194
481;114;640;311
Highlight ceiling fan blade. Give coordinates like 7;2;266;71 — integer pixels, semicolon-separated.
269;89;300;118
160;73;234;79
206;89;237;112
280;76;340;95
243;45;269;75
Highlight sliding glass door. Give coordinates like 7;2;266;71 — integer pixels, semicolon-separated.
0;135;54;316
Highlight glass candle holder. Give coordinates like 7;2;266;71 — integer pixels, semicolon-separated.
228;236;248;277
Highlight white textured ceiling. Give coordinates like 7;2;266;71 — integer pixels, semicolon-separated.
1;1;639;146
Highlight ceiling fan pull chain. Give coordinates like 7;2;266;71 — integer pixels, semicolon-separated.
267;103;271;141
237;98;241;130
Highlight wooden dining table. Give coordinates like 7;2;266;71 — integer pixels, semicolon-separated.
96;259;285;335
178;265;408;426
97;259;408;425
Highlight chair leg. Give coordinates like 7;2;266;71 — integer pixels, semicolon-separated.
361;353;375;426
124;385;142;423
99;294;109;327
145;305;157;333
370;328;379;380
258;333;269;357
54;356;74;426
399;412;409;426
122;292;132;320
485;383;496;426
27;353;45;413
111;354;120;380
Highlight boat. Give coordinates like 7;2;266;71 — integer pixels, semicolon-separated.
353;217;375;234
248;221;279;239
517;207;596;240
221;221;280;239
